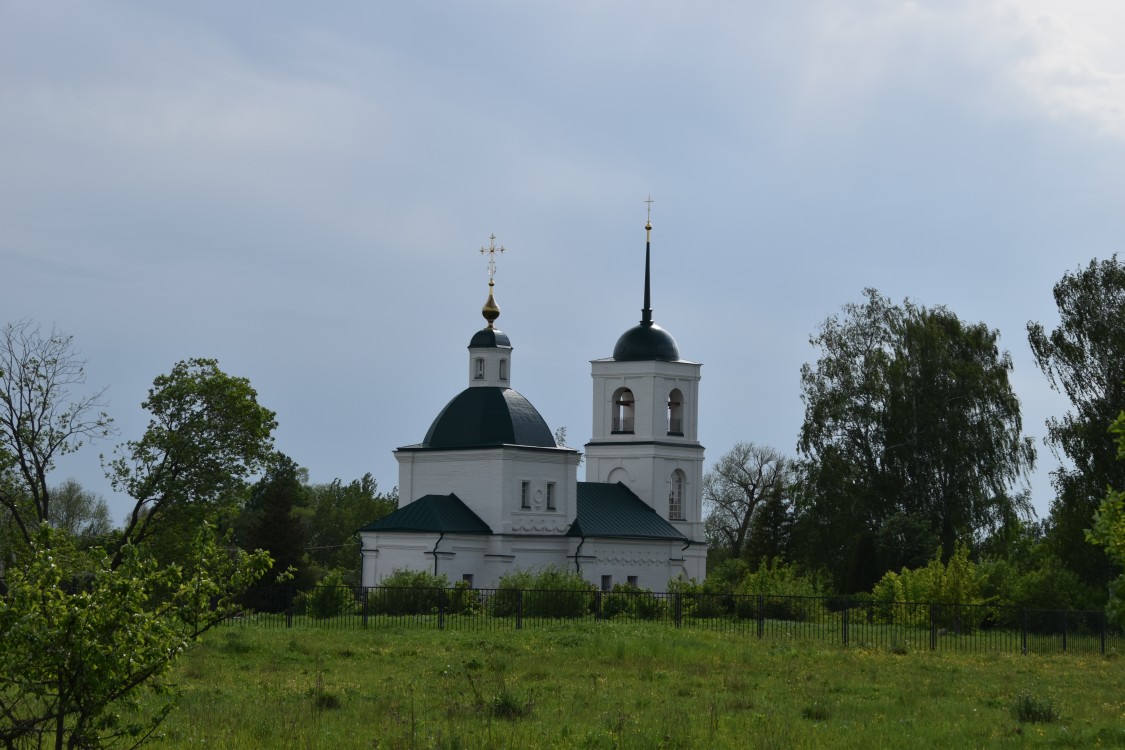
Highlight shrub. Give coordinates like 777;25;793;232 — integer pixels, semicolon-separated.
447;580;482;615
601;583;667;621
370;569;449;615
295;570;357;619
491;566;596;619
734;560;821;622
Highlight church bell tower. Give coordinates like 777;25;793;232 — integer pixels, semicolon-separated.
584;212;705;546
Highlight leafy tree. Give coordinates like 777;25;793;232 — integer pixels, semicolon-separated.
0;319;114;546
797;290;1035;591
0;328;278;748
108;358;277;560
1028;255;1125;588
703;442;796;563
1087;411;1125;625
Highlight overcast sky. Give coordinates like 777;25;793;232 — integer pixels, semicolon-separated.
5;1;1125;524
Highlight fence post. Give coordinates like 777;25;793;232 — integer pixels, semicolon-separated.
1061;610;1067;653
285;586;294;629
1101;611;1107;656
842;600;849;647
516;589;523;631
362;587;369;629
595;591;602;622
1021;609;1028;656
929;603;937;651
674;593;682;629
756;595;764;639
438;587;446;631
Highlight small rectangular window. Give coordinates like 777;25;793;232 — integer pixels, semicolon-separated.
627;576;638;587
475;358;485;379
520;481;530;509
601;575;612;592
462;574;474;588
546;482;556;510
499;359;507;380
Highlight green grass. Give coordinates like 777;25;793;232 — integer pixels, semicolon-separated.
150;624;1125;748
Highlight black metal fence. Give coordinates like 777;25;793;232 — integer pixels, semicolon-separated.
223;585;1122;657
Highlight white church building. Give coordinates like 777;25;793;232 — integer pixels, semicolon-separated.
358;221;707;590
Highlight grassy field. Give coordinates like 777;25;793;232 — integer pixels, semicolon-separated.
152;623;1124;749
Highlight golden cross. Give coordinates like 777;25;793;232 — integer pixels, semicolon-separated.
480;233;505;283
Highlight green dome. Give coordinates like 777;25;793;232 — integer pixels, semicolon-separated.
613;322;681;361
423;387;555;449
468;327;511;348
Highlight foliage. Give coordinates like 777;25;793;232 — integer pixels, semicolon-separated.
0;326;281;749
367;569;479;616
872;544;981;606
1028;255;1125;588
665;575;729;619
0;319;114;547
300;474;396;584
871;544;984;629
1087;411;1125;626
109;358;277;557
797;289;1035;592
703;442;796;563
601;582;667;620
0;525;270;749
491;566;595;618
47;478;114;541
237;455;312;608
294;570;357;619
733;560;822;621
369;568;450;615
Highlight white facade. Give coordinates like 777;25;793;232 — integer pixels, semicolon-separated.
585;357;706;547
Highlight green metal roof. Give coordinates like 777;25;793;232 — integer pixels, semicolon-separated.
569;482;688;541
358;493;492;534
421;387;555;449
468;327;512;348
613;322;681;361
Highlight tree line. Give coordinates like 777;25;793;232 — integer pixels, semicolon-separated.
704;256;1125;621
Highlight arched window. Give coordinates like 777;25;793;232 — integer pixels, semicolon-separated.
669;470;686;520
474;358;485;380
611;388;635;433
667;389;684;435
499;359;508;381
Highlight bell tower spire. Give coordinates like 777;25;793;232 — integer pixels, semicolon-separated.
642;197;653;326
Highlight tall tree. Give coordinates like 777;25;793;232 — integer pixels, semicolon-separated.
798;289;1035;592
703;442;796;563
0;320;114;545
238;454;311;596
1028;255;1125;588
107;358;278;561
